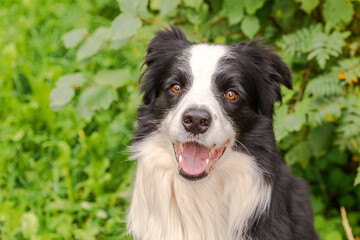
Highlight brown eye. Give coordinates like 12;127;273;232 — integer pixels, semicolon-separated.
171;84;182;93
225;90;237;100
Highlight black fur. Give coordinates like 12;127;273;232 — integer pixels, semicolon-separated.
135;26;318;239
135;26;193;140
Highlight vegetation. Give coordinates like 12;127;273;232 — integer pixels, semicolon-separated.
0;0;359;239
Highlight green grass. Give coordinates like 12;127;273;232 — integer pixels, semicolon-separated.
0;1;135;239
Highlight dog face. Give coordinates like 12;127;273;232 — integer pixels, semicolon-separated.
136;26;292;182
164;44;234;180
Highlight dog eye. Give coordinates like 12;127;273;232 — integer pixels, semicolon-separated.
171;84;182;93
224;90;237;100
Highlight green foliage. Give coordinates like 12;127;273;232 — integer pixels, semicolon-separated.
322;0;354;30
111;14;142;41
335;94;360;153
62;28;88;49
223;0;245;25
241;15;260;39
1;0;360;239
278;24;350;68
332;57;360;84
295;0;320;14
305;75;344;98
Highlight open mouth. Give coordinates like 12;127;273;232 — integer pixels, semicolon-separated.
173;140;229;181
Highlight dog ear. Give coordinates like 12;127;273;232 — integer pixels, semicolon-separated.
237;41;292;116
141;26;191;105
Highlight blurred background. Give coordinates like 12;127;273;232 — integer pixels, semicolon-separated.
0;0;359;239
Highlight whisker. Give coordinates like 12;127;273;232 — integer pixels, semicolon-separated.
232;138;252;156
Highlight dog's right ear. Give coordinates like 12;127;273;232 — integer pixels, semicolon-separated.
141;26;191;105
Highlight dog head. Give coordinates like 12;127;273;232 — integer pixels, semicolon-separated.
135;26;292;181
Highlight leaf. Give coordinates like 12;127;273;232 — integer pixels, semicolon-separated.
109;38;131;50
354;167;360;186
127;88;143;114
312;198;325;214
322;0;354;30
50;87;75;111
223;0;245;25
279;24;349;68
186;3;209;25
271;0;296;30
160;0;181;16
308;99;342;127
94;69;133;88
241;15;260;39
184;0;203;9
62;28;87;49
278;24;322;59
150;0;161;10
21;212;39;239
295;0;319;14
283;114;303;132
111;13;142;41
305;74;343;98
335;95;360;153
325;230;342;240
12;129;25;142
326;149;347;165
76;37;104;61
56;73;86;88
75;27;113;61
117;0;150;18
244;0;266;15
118;0;137;14
293;98;310;122
77;85;118;119
307;124;334;158
274;104;290;141
151;0;181;16
285;141;311;166
331;57;360;84
307;31;350;69
92;27;112;41
84;85;118;110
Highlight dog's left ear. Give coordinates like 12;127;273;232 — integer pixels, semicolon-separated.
238;41;292;116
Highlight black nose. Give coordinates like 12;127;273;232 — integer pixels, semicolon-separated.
182;108;212;134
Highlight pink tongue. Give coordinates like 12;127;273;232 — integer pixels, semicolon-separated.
181;142;209;175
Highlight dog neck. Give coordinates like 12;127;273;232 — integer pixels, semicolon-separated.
127;133;272;240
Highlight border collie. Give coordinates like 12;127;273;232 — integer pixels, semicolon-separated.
127;26;318;240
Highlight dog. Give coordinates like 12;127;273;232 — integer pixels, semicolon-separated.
127;26;318;240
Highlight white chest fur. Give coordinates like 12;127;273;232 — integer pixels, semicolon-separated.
127;133;271;240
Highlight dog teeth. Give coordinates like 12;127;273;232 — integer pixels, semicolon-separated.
179;155;182;164
206;158;209;165
209;148;216;159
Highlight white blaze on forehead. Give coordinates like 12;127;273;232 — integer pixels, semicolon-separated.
189;44;227;91
164;43;234;149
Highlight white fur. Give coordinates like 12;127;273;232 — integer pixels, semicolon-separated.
127;44;272;239
127;133;271;240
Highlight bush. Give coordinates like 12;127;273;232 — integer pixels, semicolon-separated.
0;0;359;239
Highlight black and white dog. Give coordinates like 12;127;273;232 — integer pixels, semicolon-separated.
127;26;318;240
